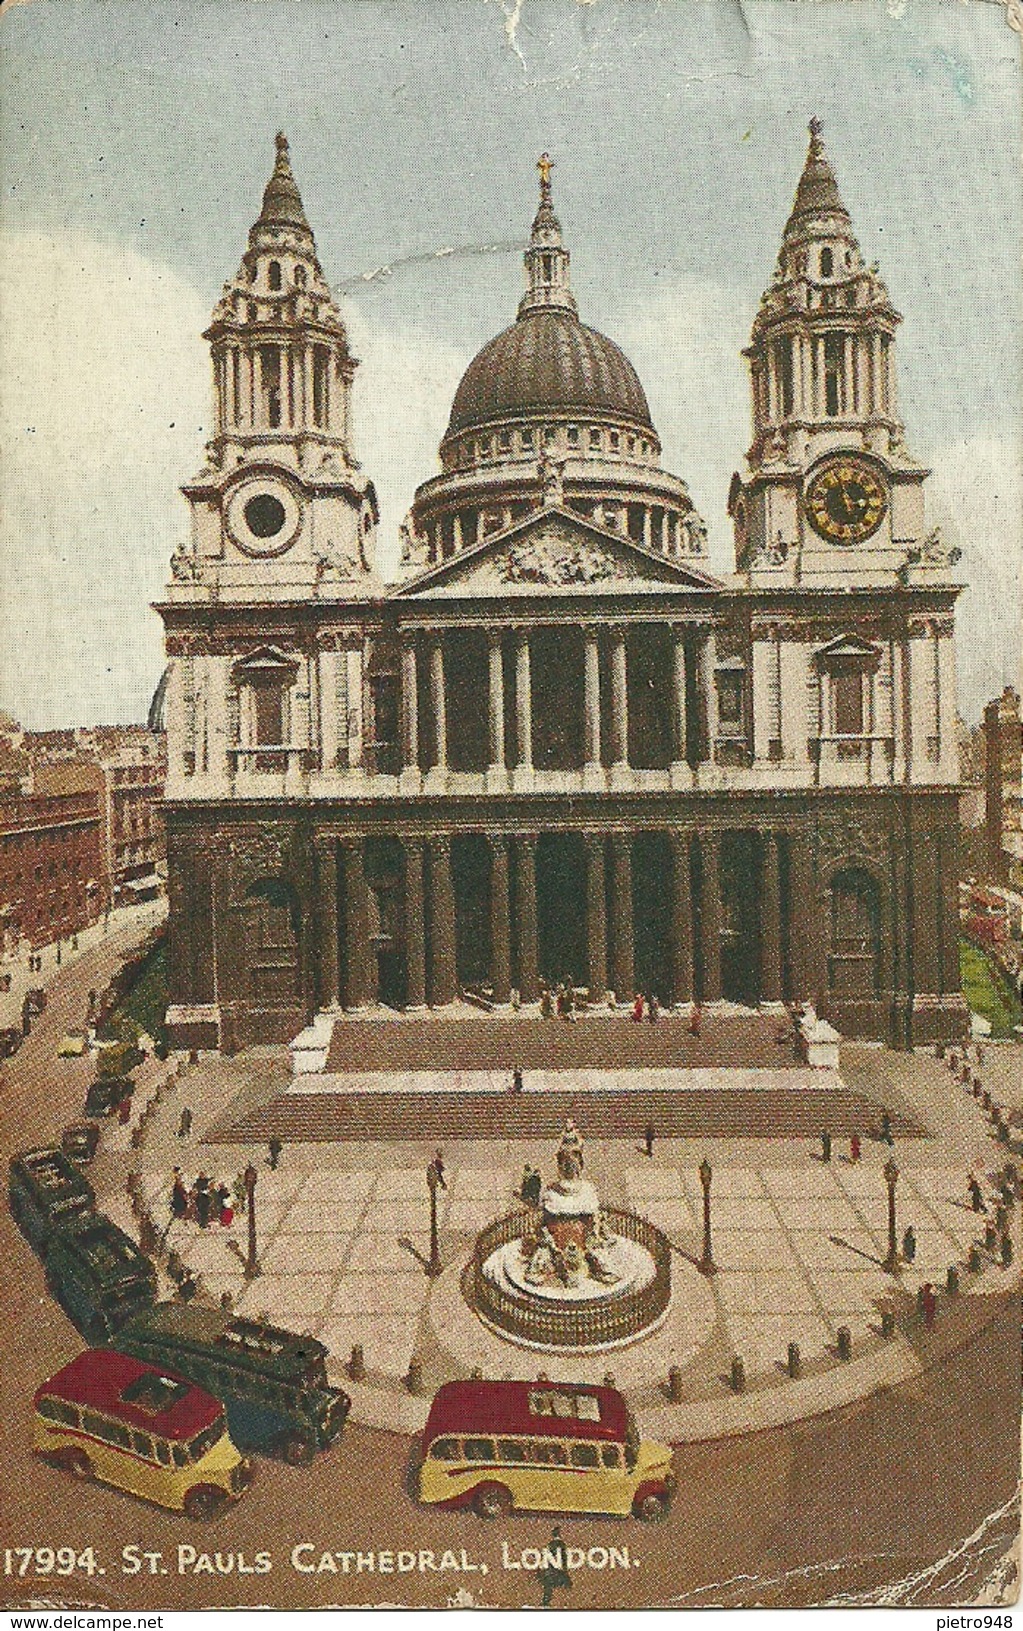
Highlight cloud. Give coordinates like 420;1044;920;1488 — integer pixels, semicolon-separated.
0;231;209;728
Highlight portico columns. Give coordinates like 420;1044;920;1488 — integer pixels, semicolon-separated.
585;833;607;999
610;834;634;1002
670;626;691;784
583;627;602;781
399;636;419;777
427;836;457;1005
609;628;629;771
403;839;426;1009
699;833;722;1002
489;836;511;1004
514;630;533;775
761;834;783;1003
316;836;340;1009
487;631;506;782
669;832;693;1007
513;834;539;1001
341;839;373;1009
429;636;447;774
699;628;718;769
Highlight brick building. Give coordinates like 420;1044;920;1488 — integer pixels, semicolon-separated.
0;789;104;954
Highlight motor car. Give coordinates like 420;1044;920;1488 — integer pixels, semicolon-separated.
57;1032;88;1058
0;1027;22;1059
84;1074;135;1119
60;1123;101;1163
25;988;47;1016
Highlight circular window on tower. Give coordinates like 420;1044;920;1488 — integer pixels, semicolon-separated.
226;478;301;557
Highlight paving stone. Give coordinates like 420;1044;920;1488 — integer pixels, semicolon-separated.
275;1199;372;1234
259;1232;354;1275
714;1270;821;1315
626;1165;687;1199
786;1229;885;1273
344;1231;433;1273
330;1274;430;1316
708;1229;800;1271
234;1272;335;1319
293;1170;376;1204
317;1315;420;1380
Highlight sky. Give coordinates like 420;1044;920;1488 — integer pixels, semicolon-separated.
1;0;1020;728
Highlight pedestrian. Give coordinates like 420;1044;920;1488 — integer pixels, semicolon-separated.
850;1132;861;1163
648;994;660;1023
902;1225;916;1263
968;1174;986;1213
821;1129;832;1163
525;1168;542;1208
921;1282;936;1329
540;987;553;1020
1001;1232;1014;1267
644;1121;655;1158
217;1183;234;1228
880;1108;893;1146
194;1173;212;1229
537;1525;571;1610
520;1164;535;1202
118;1094;132;1126
512;1065;523;1094
71;934;78;951
55;942;61;966
689;1001;702;1038
178;1106;193;1139
431;1148;447;1189
170;1168;188;1221
21;997;31;1038
632;992;644;1023
268;1136;283;1171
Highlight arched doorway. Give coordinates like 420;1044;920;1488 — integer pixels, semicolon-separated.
720;833;760;1003
536;832;587;987
633;831;672;999
452;834;491;990
828;866;881;998
242;877;301;1002
364;837;407;1008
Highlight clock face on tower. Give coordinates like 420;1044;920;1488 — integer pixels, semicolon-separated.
805;459;887;545
226;477;302;557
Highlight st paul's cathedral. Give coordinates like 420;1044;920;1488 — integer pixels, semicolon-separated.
159;124;967;1053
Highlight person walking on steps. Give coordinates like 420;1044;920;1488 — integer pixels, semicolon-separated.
537;1526;571;1609
268;1136;283;1171
644;1121;655;1158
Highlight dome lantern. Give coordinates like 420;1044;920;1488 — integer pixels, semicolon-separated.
518;153;578;318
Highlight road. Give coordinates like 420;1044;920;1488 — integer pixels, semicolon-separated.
1;921;1018;1610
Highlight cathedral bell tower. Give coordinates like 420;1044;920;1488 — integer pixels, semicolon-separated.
171;133;379;601
730;120;934;588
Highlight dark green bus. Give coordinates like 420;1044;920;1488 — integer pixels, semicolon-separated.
8;1147;96;1256
45;1213;157;1342
114;1303;350;1464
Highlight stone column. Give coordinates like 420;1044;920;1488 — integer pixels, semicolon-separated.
585;833;607;999
487;631;506;775
489;836;511;1004
700;628;718;765
699;833;722;1001
280;343;291;428
669;832;694;1006
856;336;870;420
792;332;804;417
843;333;855;415
761;833;783;1003
316;836;340;1008
427;836;456;1006
341;839;373;1009
403;839;426;1009
583;627;602;774
400;635;419;774
609;628;629;769
642;508;652;550
513;834;539;1001
514;630;532;771
303;345;315;429
610;834;634;1002
452;513;463;553
871;334;884;415
429;635;447;772
815;336;826;417
671;626;689;769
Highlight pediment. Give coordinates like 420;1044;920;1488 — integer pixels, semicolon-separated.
390;508;723;600
815;635;882;666
231;644;298;679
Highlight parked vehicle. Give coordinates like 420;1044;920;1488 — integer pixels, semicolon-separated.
33;1349;253;1518
8;1147;95;1255
57;1032;89;1058
45;1211;157;1342
0;1027;22;1059
417;1380;675;1519
60;1123;101;1164
114;1303;350;1463
25;988;47;1016
84;1074;135;1119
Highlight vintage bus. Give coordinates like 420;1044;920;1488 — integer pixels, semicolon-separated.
417;1380;675;1520
8;1147;95;1256
32;1349;253;1518
114;1303;350;1463
45;1212;157;1342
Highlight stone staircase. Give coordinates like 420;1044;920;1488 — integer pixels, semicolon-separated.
208;1084;926;1145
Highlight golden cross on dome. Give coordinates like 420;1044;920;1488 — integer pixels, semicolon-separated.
537;152;554;191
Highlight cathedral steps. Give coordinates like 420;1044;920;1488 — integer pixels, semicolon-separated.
207;1086;926;1146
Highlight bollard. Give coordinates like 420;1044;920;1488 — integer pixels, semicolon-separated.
469;1366;483;1380
836;1326;852;1361
880;1310;896;1339
972;1075;982;1094
968;1244;983;1272
1001;1233;1014;1267
949;1052;959;1073
946;1265;960;1296
973;1082;982;1099
667;1365;684;1403
406;1359;424;1395
998;1124;1010;1146
983;1091;992;1111
603;1371;616;1391
348;1343;366;1382
730;1355;746;1393
935;1043;945;1060
984;1221;998;1250
787;1342;801;1379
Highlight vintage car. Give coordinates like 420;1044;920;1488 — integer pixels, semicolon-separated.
84;1074;136;1119
57;1032;89;1058
60;1122;101;1163
0;1027;22;1059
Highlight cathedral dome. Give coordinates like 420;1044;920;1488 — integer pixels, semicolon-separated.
446;307;653;438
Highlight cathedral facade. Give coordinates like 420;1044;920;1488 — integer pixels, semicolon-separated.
159;126;967;1054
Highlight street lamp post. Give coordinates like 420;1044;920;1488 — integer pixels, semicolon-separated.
883;1157;900;1272
243;1162;260;1279
426;1157;444;1279
699;1158;715;1275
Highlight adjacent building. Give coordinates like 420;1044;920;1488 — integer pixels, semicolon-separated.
0;788;104;954
159;125;968;1053
983;686;1023;887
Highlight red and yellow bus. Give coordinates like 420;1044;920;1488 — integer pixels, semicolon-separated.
417;1380;674;1519
32;1349;253;1519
